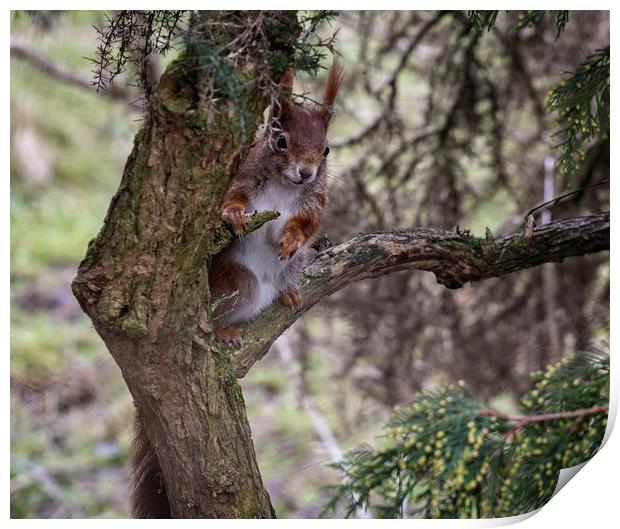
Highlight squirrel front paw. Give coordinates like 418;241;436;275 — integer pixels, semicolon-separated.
279;229;304;260
221;204;247;237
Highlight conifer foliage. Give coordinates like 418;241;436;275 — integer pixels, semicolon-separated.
546;47;610;177
468;10;609;178
91;10;338;121
324;350;609;518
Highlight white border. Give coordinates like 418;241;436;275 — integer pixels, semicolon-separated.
4;2;616;527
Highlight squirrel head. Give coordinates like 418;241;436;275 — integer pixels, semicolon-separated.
265;59;344;187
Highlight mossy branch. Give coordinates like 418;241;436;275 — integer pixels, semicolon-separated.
231;211;609;377
209;210;280;255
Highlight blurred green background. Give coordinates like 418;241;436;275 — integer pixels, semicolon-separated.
10;11;609;518
11;11;139;518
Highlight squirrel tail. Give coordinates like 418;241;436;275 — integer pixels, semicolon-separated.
130;413;171;518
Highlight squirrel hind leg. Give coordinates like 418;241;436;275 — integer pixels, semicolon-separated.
209;251;259;326
214;325;243;344
279;285;302;310
278;251;304;311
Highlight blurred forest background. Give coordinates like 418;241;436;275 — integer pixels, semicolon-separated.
10;11;609;518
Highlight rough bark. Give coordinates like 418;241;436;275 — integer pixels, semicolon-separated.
71;11;610;519
72;12;298;518
231;212;609;377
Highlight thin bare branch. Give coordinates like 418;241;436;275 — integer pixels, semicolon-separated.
477;404;608;440
11;36;129;100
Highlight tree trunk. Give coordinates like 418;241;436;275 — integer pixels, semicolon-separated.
72;11;299;518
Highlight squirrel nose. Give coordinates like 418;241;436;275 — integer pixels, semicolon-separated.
299;168;313;180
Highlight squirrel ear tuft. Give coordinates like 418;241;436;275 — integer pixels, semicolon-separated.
320;58;344;127
280;68;295;94
275;67;295;120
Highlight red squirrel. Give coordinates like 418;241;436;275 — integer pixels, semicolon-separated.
209;60;344;344
131;61;343;518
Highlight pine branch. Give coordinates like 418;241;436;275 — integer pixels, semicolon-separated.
546;46;610;176
324;351;609;518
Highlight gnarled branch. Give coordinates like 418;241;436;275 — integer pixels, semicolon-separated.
231;211;609;377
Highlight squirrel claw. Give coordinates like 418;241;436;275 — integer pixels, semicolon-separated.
279;286;303;310
221;205;247;237
214;326;243;345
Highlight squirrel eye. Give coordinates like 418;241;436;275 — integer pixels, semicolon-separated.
276;135;288;149
323;146;330;157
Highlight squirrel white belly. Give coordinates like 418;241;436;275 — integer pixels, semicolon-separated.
228;181;305;319
208;60;343;344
